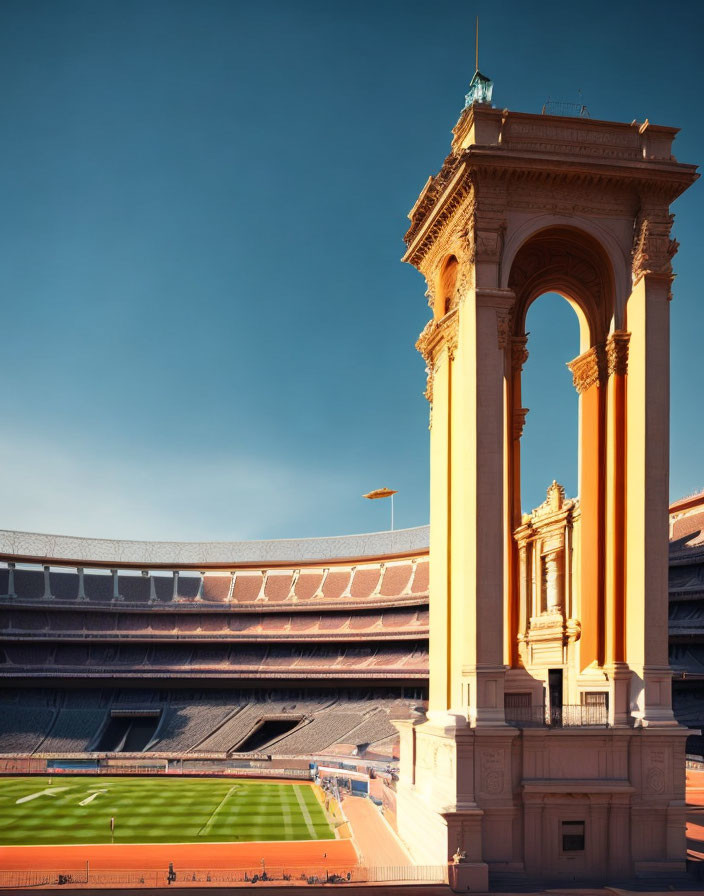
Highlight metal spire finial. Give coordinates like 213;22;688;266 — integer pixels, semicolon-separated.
464;17;493;109
475;16;479;73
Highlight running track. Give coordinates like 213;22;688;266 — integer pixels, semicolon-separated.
0;838;357;873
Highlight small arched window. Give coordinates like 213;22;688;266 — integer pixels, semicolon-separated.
435;255;459;320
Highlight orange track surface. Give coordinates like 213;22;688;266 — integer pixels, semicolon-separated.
0;839;358;873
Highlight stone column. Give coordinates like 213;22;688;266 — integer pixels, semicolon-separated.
517;541;529;644
427;342;453;716
110;568;120;601
568;345;606;670
172;570;179;602
508;337;529;668
196;573;204;601
626;272;675;725
455;287;514;726
604;331;631;725
544;551;564;613
416;308;463;718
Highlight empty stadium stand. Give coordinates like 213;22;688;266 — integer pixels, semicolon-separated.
0;529;430;758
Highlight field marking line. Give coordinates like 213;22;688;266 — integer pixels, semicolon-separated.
198;785;239;836
278;785;294;839
293;786;317;839
16;786;70;804
78;790;108;806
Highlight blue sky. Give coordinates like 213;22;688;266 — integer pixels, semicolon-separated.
1;0;702;541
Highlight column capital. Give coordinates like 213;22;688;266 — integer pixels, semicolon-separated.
475;288;516;350
632;208;678;289
512;407;529;441
511;336;529;373
567;344;606;393
606;331;630;378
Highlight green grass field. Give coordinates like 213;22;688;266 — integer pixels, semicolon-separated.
0;776;335;846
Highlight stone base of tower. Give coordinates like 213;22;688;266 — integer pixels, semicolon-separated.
395;717;691;890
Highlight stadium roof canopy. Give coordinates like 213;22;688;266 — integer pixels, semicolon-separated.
0;526;430;569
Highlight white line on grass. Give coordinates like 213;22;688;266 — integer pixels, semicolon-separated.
16;786;69;804
199;785;238;836
78;790;108;806
293;786;317;839
279;785;294;839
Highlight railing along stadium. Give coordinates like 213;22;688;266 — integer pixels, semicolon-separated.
504;703;609;728
0;864;448;889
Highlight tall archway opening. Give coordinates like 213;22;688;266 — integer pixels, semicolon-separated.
507;227;616;683
520;293;580;513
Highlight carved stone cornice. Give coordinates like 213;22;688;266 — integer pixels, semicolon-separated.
403;163;475;269
405;110;697;280
415;319;437;365
415;308;460;367
605;331;630;377
567;344;606;393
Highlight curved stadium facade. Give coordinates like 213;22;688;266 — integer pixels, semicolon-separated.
1;497;704;764
0;527;430;764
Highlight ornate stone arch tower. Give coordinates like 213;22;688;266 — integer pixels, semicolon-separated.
395;91;698;888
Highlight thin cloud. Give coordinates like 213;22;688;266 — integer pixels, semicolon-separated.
0;429;348;543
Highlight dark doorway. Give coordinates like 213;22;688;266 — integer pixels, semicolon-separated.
548;669;563;725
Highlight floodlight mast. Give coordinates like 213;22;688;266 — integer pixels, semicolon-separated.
362;487;398;530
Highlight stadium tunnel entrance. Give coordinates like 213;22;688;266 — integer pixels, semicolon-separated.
234;716;303;753
94;711;161;752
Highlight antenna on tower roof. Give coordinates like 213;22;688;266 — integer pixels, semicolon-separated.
464;15;493;109
475;16;479;72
